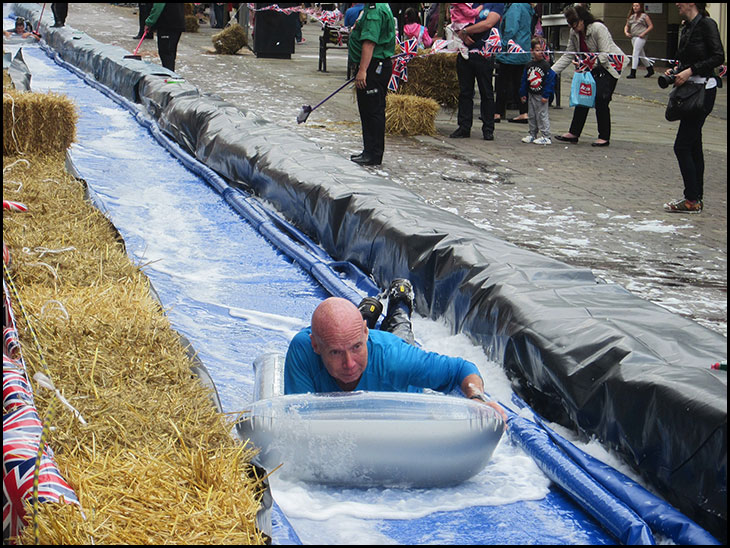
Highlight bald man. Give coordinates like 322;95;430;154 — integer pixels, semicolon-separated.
284;297;505;418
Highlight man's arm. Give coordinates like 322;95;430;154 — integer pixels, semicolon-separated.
355;40;375;89
460;11;501;46
462;374;508;423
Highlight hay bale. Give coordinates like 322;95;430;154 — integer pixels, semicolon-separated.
3;89;77;155
386;94;440;136
397;52;460;109
185;14;199;32
212;23;247;54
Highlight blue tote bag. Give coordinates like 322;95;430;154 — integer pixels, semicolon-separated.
570;71;596;108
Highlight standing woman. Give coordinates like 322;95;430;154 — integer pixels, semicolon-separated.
663;3;724;214
624;3;654;78
552;5;625;147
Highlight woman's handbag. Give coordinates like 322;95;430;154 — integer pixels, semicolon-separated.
665;82;706;121
570;71;596;108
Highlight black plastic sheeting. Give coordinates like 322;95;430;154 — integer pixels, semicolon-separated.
15;3;726;541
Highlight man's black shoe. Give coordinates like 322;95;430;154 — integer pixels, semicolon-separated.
449;127;471;138
133;34;144;39
350;152;365;161
358;297;383;329
351;154;382;166
483;132;494;141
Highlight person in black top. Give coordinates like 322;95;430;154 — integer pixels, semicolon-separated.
662;2;724;214
144;3;186;72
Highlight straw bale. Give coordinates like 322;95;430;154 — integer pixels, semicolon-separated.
185;14;200;33
3;89;77;155
4;153;266;545
386;94;440;136
397;52;460;109
212;23;247;54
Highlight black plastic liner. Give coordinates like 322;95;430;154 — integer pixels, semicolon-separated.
16;4;726;540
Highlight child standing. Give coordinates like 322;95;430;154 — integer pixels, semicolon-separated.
519;37;556;145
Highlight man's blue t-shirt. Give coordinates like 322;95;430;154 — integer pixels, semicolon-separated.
284;327;481;395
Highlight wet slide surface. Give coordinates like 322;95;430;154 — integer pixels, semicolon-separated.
13;39;615;545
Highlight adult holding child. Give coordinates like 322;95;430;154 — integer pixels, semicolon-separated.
624;3;655;79
552;4;625;148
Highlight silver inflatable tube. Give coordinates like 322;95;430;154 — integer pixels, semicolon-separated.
238;354;505;487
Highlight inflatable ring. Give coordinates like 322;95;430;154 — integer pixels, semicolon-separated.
236;354;505;487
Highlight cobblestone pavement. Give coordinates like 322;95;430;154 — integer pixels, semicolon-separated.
65;5;727;337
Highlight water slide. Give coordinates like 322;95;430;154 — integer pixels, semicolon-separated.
4;5;724;544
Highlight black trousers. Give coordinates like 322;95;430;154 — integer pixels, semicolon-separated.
495;62;527;117
456;52;495;136
51;3;68;25
569;67;617;141
355;57;391;162
674;86;716;201
157;30;182;71
137;3;153;36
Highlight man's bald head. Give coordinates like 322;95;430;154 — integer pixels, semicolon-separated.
310;297;369;390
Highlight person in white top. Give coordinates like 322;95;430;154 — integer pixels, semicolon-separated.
624;3;654;79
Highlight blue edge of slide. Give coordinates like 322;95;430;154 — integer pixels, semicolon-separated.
10;6;720;545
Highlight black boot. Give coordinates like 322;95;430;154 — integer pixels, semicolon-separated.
380;279;415;345
358;297;383;329
645;65;654;78
626;69;637;79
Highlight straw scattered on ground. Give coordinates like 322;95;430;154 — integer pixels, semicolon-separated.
3;77;266;544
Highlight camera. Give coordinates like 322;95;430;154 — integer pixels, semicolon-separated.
658;70;676;89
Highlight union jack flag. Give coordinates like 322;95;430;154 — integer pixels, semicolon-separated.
607;53;625;73
506;39;525;54
3;369;34;411
479;27;502;57
3;200;27;212
4;327;21;360
400;37;418;57
575;53;597;73
388;72;400;92
3;405;80;539
429;39;450;54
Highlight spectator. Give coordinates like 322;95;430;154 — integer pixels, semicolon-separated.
663;2;724;214
448;3;504;141
552;4;625;147
344;3;364;28
403;7;432;48
134;4;154;40
519;36;556;145
624;3;654;79
51;4;68;28
495;2;533;124
145;3;185;72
